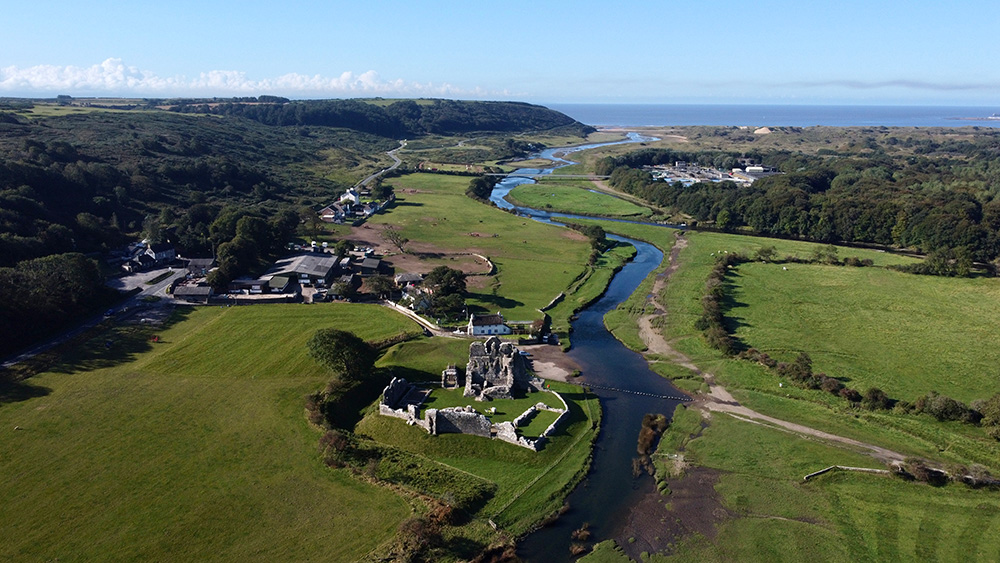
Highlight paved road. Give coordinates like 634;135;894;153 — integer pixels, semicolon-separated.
355;140;406;188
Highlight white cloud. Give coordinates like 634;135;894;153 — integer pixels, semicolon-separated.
0;58;505;98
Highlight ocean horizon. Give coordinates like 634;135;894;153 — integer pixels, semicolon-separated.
545;103;1000;128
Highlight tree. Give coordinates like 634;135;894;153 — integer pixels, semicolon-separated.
371;180;394;201
431;293;466;320
715;208;732;230
862;387;892;410
381;226;409;253
811;244;840;264
306;328;376;382
424;265;466;296
367;274;395;299
466;176;497;201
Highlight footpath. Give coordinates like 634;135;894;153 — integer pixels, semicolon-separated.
636;234;906;465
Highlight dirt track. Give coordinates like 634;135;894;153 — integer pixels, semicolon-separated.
636;234;906;464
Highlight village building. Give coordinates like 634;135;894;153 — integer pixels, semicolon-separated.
185;258;215;277
122;253;156;273
468;312;512;336
394;272;423;286
229;278;271;294
172;284;214;303
266;252;339;286
339;188;361;205
358;257;390;276
146;243;176;264
318;203;346;223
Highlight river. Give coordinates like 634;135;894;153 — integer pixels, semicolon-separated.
488;136;689;561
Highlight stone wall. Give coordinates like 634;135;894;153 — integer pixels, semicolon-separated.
431;407;492;437
512;405;538;428
382;377;411;409
378;380;571;451
465;336;529;400
495;421;543;451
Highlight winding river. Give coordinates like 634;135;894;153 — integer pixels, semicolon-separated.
487;136;689;560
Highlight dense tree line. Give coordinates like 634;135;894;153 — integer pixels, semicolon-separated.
204;207;300;290
600;143;1000;264
170;98;593;137
465;176;498;201
0;253;116;358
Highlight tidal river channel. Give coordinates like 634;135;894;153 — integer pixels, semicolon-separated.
488;136;690;560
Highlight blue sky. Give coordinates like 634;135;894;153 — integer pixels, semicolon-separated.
2;0;998;105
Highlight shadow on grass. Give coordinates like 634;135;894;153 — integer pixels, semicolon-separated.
32;307;196;377
468;293;525;312
0;378;52;406
443;536;486;560
324;368;397;431
543;390;593;439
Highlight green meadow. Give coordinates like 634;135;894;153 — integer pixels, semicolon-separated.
0;304;421;562
647;411;1000;563
378;173;593;320
733;261;1000;402
506;181;652;218
561;224;1000;560
656;231;1000;464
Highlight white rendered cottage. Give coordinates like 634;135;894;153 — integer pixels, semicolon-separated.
468;312;511;336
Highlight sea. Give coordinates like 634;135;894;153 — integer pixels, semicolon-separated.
545;103;1000;128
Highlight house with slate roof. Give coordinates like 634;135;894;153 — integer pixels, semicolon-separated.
468;312;512;336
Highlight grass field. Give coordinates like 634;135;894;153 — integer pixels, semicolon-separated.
506;182;652;218
733;262;1000;402
377;173;593;320
0;303;422;561
355;379;600;536
649;414;1000;562
552;225;1000;560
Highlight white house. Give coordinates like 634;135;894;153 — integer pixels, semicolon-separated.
468;312;512;336
145;243;176;264
339;189;360;205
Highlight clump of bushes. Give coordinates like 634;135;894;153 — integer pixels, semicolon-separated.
738;347;777;368
695;252;746;355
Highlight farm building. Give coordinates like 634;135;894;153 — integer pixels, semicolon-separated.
266;252;339;286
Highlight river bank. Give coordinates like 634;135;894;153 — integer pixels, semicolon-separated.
484;133;700;561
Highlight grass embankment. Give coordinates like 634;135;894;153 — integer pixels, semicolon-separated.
545;242;636;347
378;173;593;321
0;304;422;561
557;219;678;353
506;181;652;218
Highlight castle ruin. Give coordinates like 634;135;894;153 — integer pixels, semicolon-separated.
462;336;529;400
